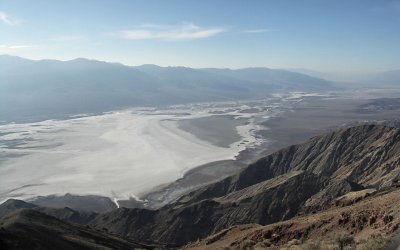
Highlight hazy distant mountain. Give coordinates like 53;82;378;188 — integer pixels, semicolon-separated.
290;67;400;85
287;68;347;82
367;69;400;85
0;55;332;122
201;67;330;90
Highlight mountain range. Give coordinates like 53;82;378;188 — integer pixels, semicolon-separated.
1;124;400;249
0;55;332;122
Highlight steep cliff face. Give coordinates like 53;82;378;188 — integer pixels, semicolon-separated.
88;125;400;246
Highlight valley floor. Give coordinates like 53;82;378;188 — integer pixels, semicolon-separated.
1;90;400;211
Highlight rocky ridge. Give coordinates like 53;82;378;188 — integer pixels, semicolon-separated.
183;186;400;249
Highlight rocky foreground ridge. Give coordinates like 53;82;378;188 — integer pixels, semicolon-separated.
184;186;400;249
0;125;400;249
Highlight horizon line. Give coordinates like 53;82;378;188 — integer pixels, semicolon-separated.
1;54;398;75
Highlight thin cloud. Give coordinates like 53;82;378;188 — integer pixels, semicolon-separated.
0;44;37;51
118;23;225;41
0;11;21;25
242;29;273;33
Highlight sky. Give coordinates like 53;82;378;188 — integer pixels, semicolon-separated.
1;0;400;74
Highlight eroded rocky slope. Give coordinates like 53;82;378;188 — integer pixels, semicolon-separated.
183;187;400;249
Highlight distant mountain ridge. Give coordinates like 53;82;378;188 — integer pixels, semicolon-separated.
0;54;332;122
288;68;400;84
367;69;400;85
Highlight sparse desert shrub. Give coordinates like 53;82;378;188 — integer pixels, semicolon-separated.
253;242;269;249
279;240;319;250
301;241;322;250
282;246;302;250
287;239;302;247
319;241;340;250
238;239;256;250
356;235;387;250
335;234;355;249
277;233;387;250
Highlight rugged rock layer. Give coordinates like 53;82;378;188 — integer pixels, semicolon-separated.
183;187;400;249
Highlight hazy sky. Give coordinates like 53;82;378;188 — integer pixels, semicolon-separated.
1;0;400;72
